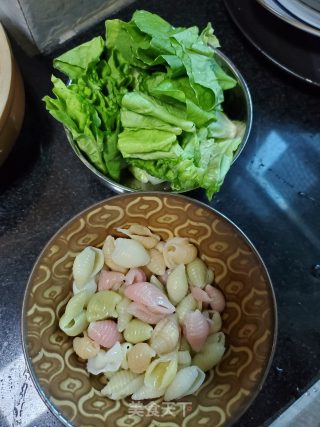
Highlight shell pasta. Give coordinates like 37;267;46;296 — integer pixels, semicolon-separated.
59;224;226;401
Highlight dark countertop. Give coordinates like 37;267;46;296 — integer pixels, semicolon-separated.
0;0;320;426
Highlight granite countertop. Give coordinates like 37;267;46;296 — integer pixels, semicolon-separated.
1;0;320;426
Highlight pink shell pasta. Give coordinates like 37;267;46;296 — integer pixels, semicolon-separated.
124;282;175;314
205;285;226;312
98;270;125;291
127;302;166;325
125;268;147;285
88;320;122;348
183;310;210;352
191;287;212;303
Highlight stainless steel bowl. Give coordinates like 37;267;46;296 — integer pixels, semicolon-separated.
66;49;253;194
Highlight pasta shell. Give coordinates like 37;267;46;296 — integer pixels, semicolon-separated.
179;336;191;352
102;235;128;274
101;370;144;400
192;332;226;372
127;343;156;374
86;290;122;322
125;268;147;285
120;342;133;369
127;302;166;325
159;269;170;285
191;286;212;303
150;315;180;355
116;297;133;332
178;351;192;367
104;371;116;380
132;384;166;400
73;334;100;359
164;365;205;401
186;257;208;289
124;319;153;344
183;310;210;352
59;290;91;336
73;247;104;287
205;285;226;312
203;310;222;334
111;238;150;268
73;278;97;295
149;275;165;293
166;264;189;305
98;270;125;291
176;294;197;325
155;241;165;253
116;224;161;249
163;237;197;269
87;342;122;375
124;282;175;315
88;320;122;348
144;353;178;390
146;249;166;276
206;268;215;285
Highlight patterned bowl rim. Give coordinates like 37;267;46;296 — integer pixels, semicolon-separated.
21;192;278;427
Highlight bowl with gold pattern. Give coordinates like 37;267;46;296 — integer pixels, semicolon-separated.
22;193;277;426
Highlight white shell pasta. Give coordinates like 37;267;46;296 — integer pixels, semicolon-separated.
111;238;150;268
150;315;180;355
120;342;133;370
87;342;123;375
102;236;128;273
101;370;144;400
132;383;166;400
178;350;192;367
144;353;178;390
146;249;166;275
59;291;91;336
163;237;197;269
192;332;226;372
175;294;197;325
124;319;153;344
186;257;208;288
73;278;97;295
164;365;205;401
116;297;133;332
73;247;104;287
166;264;189;305
155;241;165;253
116;224;161;249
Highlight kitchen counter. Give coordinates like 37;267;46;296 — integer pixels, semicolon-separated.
0;0;320;425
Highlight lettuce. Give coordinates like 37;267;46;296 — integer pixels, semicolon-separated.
43;9;243;199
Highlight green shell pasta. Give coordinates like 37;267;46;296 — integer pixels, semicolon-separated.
86;290;122;322
59;290;92;336
192;332;226;372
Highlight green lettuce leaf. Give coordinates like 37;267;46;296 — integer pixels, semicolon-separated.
53;36;105;80
118;128;180;159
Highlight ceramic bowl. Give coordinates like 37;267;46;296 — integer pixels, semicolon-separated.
22;193;276;427
0;23;25;166
66;49;253;194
